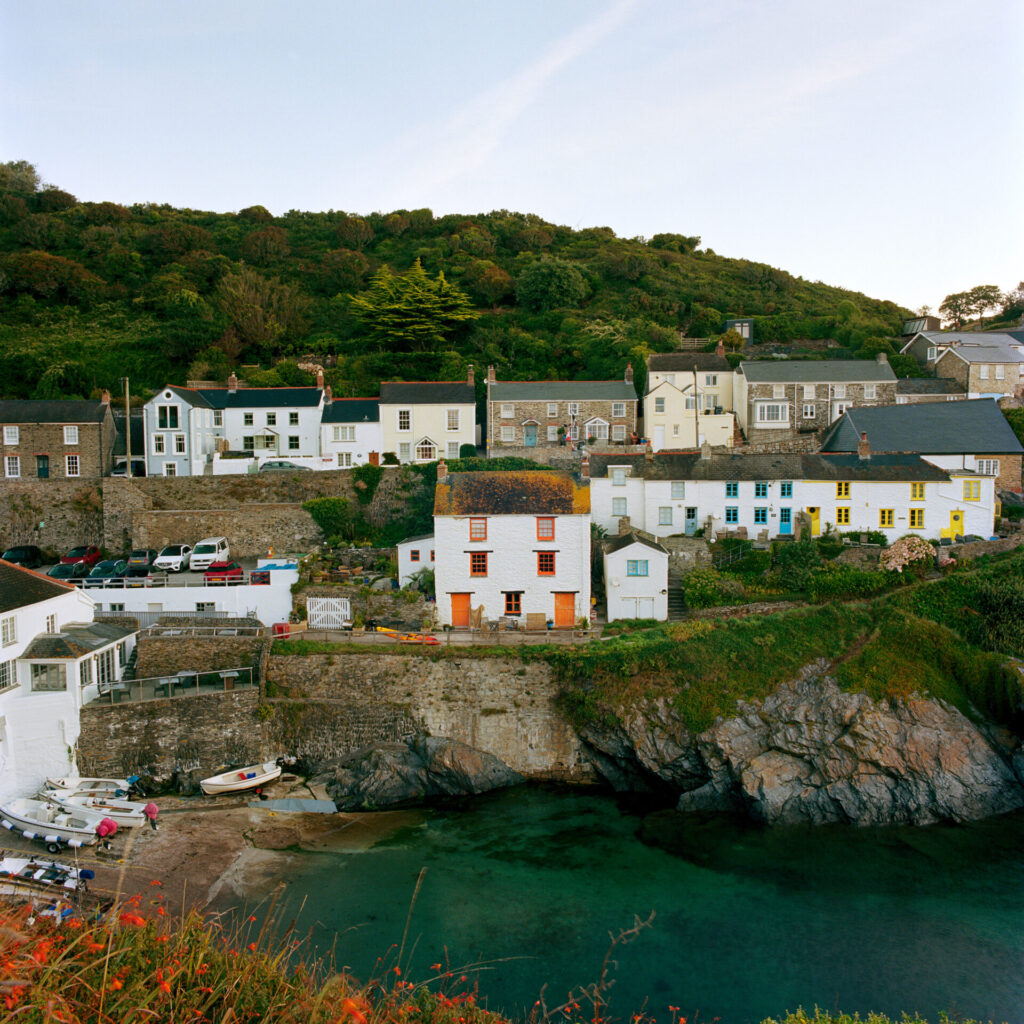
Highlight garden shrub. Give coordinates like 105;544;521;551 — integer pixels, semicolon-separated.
680;568;746;609
774;540;822;591
806;563;890;602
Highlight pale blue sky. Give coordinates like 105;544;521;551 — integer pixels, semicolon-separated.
2;0;1022;311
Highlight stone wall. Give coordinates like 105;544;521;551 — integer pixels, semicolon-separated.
743;378;898;440
732;435;821;455
0;479;105;553
293;585;433;629
134;635;265;679
0;410;117;480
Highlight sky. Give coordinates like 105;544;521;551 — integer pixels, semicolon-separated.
2;0;1022;312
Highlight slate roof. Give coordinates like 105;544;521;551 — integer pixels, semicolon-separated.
21;622;135;660
380;382;476;405
586;451;949;482
739;360;896;383
936;345;1024;364
0;400;110;424
910;330;1023;348
489;380;637;402
321;399;380;424
895;378;965;396
398;533;435;546
819;399;1024;455
604;533;669;555
647;353;732;373
171;387;324;409
434;471;590;515
0;560;76;614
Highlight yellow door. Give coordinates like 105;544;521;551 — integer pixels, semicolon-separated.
941;510;964;540
806;507;820;537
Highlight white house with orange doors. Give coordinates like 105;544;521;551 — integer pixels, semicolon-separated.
433;465;591;629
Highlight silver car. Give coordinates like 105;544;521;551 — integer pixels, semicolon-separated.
152;544;192;572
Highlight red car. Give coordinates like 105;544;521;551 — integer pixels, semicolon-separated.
203;560;244;583
61;545;102;567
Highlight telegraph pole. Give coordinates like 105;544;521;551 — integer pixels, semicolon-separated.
120;377;132;478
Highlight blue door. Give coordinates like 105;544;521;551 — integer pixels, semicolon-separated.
685;507;698;536
524;424;538;447
779;508;792;535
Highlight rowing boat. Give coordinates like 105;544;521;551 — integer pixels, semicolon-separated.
200;761;282;796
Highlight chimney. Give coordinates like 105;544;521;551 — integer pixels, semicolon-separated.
467;364;475;387
581;454;590;479
324;385;333;405
227;373;238;393
487;365;496;384
100;389;111;405
858;431;871;460
700;440;711;460
437;459;447;482
876;352;888;364
316;368;325;390
716;338;725;358
644;444;654;463
624;363;633;384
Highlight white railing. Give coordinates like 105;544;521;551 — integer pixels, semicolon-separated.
74;571;274;590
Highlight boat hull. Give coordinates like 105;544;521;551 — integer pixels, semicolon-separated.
48;793;148;828
200;762;282;795
0;800;102;847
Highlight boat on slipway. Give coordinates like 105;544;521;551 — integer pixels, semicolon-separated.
0;853;106;916
45;791;151;828
0;799;105;852
45;775;139;798
200;761;282;796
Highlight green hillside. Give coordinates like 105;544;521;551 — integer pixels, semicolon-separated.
0;159;913;402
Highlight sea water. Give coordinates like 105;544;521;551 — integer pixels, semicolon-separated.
230;786;1024;1024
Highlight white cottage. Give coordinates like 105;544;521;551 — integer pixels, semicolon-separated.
379;371;477;464
320;395;381;468
603;534;669;622
396;534;436;586
0;561;136;804
433;465;591;628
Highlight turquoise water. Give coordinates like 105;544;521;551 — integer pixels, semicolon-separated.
236;787;1024;1024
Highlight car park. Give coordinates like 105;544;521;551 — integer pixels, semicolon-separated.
61;545;102;567
258;460;311;473
190;537;229;571
1;546;44;569
127;549;158;569
46;562;90;580
84;559;127;587
203;560;244;583
153;544;192;572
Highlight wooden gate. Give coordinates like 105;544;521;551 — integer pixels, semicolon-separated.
307;597;352;630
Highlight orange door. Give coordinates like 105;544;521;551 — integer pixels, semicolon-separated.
450;593;471;628
369;451;380;466
554;592;575;628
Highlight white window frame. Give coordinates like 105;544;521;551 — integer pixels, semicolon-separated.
0;660;14;692
612;402;626;418
174;433;186;454
977;459;999;476
153;434;165;455
243;412;254;426
611;497;627;517
446;408;460;431
803;403;816;419
755;403;788;424
45;614;56;633
333;425;356;442
157;405;179;430
288;435;300;451
568;402;579;416
995;365;1005;381
337;452;353;468
163;462;176;477
703;394;716;410
863;384;877;400
5;455;20;478
415;440;436;461
547;403;558;418
447;441;460;459
65;454;80;477
3;426;18;445
671;481;685;499
1;616;16;647
500;403;514;419
586;419;609;440
772;384;786;399
500;426;514;442
266;412;277;426
704;375;718;388
547;426;559;441
213;410;223;427
979;365;989;380
654;397;665;413
612;424;626;441
658;506;673;526
399;442;411;461
397;409;411;432
926;346;938;361
289;412;299;426
802;385;816;400
833;384;847;399
611;467;628;486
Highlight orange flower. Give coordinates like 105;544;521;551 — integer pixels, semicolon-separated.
119;913;146;927
157;907;166;917
247;943;256;952
430;963;442;971
149;880;163;886
339;997;368;1024
108;979;123;991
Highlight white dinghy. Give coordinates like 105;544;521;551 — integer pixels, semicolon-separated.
45;776;135;797
46;791;150;828
200;760;282;796
0;799;104;852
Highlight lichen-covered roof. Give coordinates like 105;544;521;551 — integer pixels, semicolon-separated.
434;471;590;516
604;533;669;555
21;622;135;660
647;352;731;373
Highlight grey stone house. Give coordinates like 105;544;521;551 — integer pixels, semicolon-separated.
485;365;638;452
0;396;117;480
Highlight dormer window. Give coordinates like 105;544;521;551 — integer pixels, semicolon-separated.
611;467;629;486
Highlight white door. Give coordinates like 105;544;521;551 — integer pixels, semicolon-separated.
653;425;665;451
635;597;655;618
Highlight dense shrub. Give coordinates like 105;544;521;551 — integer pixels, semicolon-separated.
773;540;822;590
680;568;746;609
806;563;890;602
302;495;363;543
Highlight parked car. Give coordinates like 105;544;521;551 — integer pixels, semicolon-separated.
47;562;90;580
258;460;311;473
203;560;244;583
61;545;102;567
110;460;147;477
84;559;127;586
190;537;229;571
2;546;44;569
153;544;191;573
126;549;158;569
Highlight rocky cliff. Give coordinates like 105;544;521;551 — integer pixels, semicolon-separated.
578;661;1024;826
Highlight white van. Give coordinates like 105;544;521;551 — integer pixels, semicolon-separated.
190;536;230;571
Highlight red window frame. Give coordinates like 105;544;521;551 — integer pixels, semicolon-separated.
504;592;522;615
469;518;487;541
470;552;488;577
537;551;555;576
430;550;435;561
410;550;420;562
536;517;555;541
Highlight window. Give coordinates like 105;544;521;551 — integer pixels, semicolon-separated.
213;410;223;427
879;509;894;528
398;409;411;431
31;663;66;692
547;426;559;441
243;436;255;451
501;404;514;419
537;517;555;541
587;420;609;440
612;497;627;517
289;436;300;451
654;397;665;413
755;403;787;423
117;642;126;666
79;660;92;688
833;385;847;399
863;384;877;400
963;480;980;501
174;434;186;454
568;402;579;416
725;507;738;524
684;396;696;410
910;482;925;500
195;602;216;613
626;560;649;576
157;406;179;429
96;649;114;688
803;404;816;419
547;403;558;418
1;616;15;646
5;456;19;478
704;394;716;410
909;509;924;529
612;467;627;486
469;518;487;541
45;613;56;634
244;412;254;426
0;660;13;692
612;402;626;418
658;507;672;526
537;551;555;575
836;482;850;498
266;412;277;426
754;482;768;498
977;459;999;476
836;507;850;525
612;425;626;441
154;434;166;455
65;454;80;477
780;481;793;498
107;603;124;613
995;365;1005;381
470;552;488;576
504;592;522;615
979;365;989;380
672;425;680;436
754;507;767;525
415;440;435;460
163;463;176;477
333;425;356;442
283;411;296;427
399;443;411;461
410;550;420;562
446;409;460;431
3;426;18;445
772;385;785;399
337;452;352;467
704;374;718;387
447;442;460;459
500;426;514;442
671;481;685;499
927;346;938;361
802;385;816;400
725;481;738;498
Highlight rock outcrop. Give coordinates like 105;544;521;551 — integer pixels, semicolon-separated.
317;737;524;810
581;662;1024;826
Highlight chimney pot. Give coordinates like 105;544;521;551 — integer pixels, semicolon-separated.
716;338;725;358
644;444;654;462
700;440;711;460
227;373;238;393
100;389;111;405
316;368;325;389
858;431;871;460
437;459;447;481
581;454;590;479
876;352;888;364
624;363;634;384
487;365;496;384
324;385;332;404
467;364;475;387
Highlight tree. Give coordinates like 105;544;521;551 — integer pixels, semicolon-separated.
967;284;1003;322
215;265;308;354
240;226;290;265
719;328;745;352
515;257;588;312
1002;282;1024;321
938;290;971;328
0;160;41;194
939;285;1001;329
335;215;374;250
318;248;368;294
349;259;478;351
463;260;513;307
